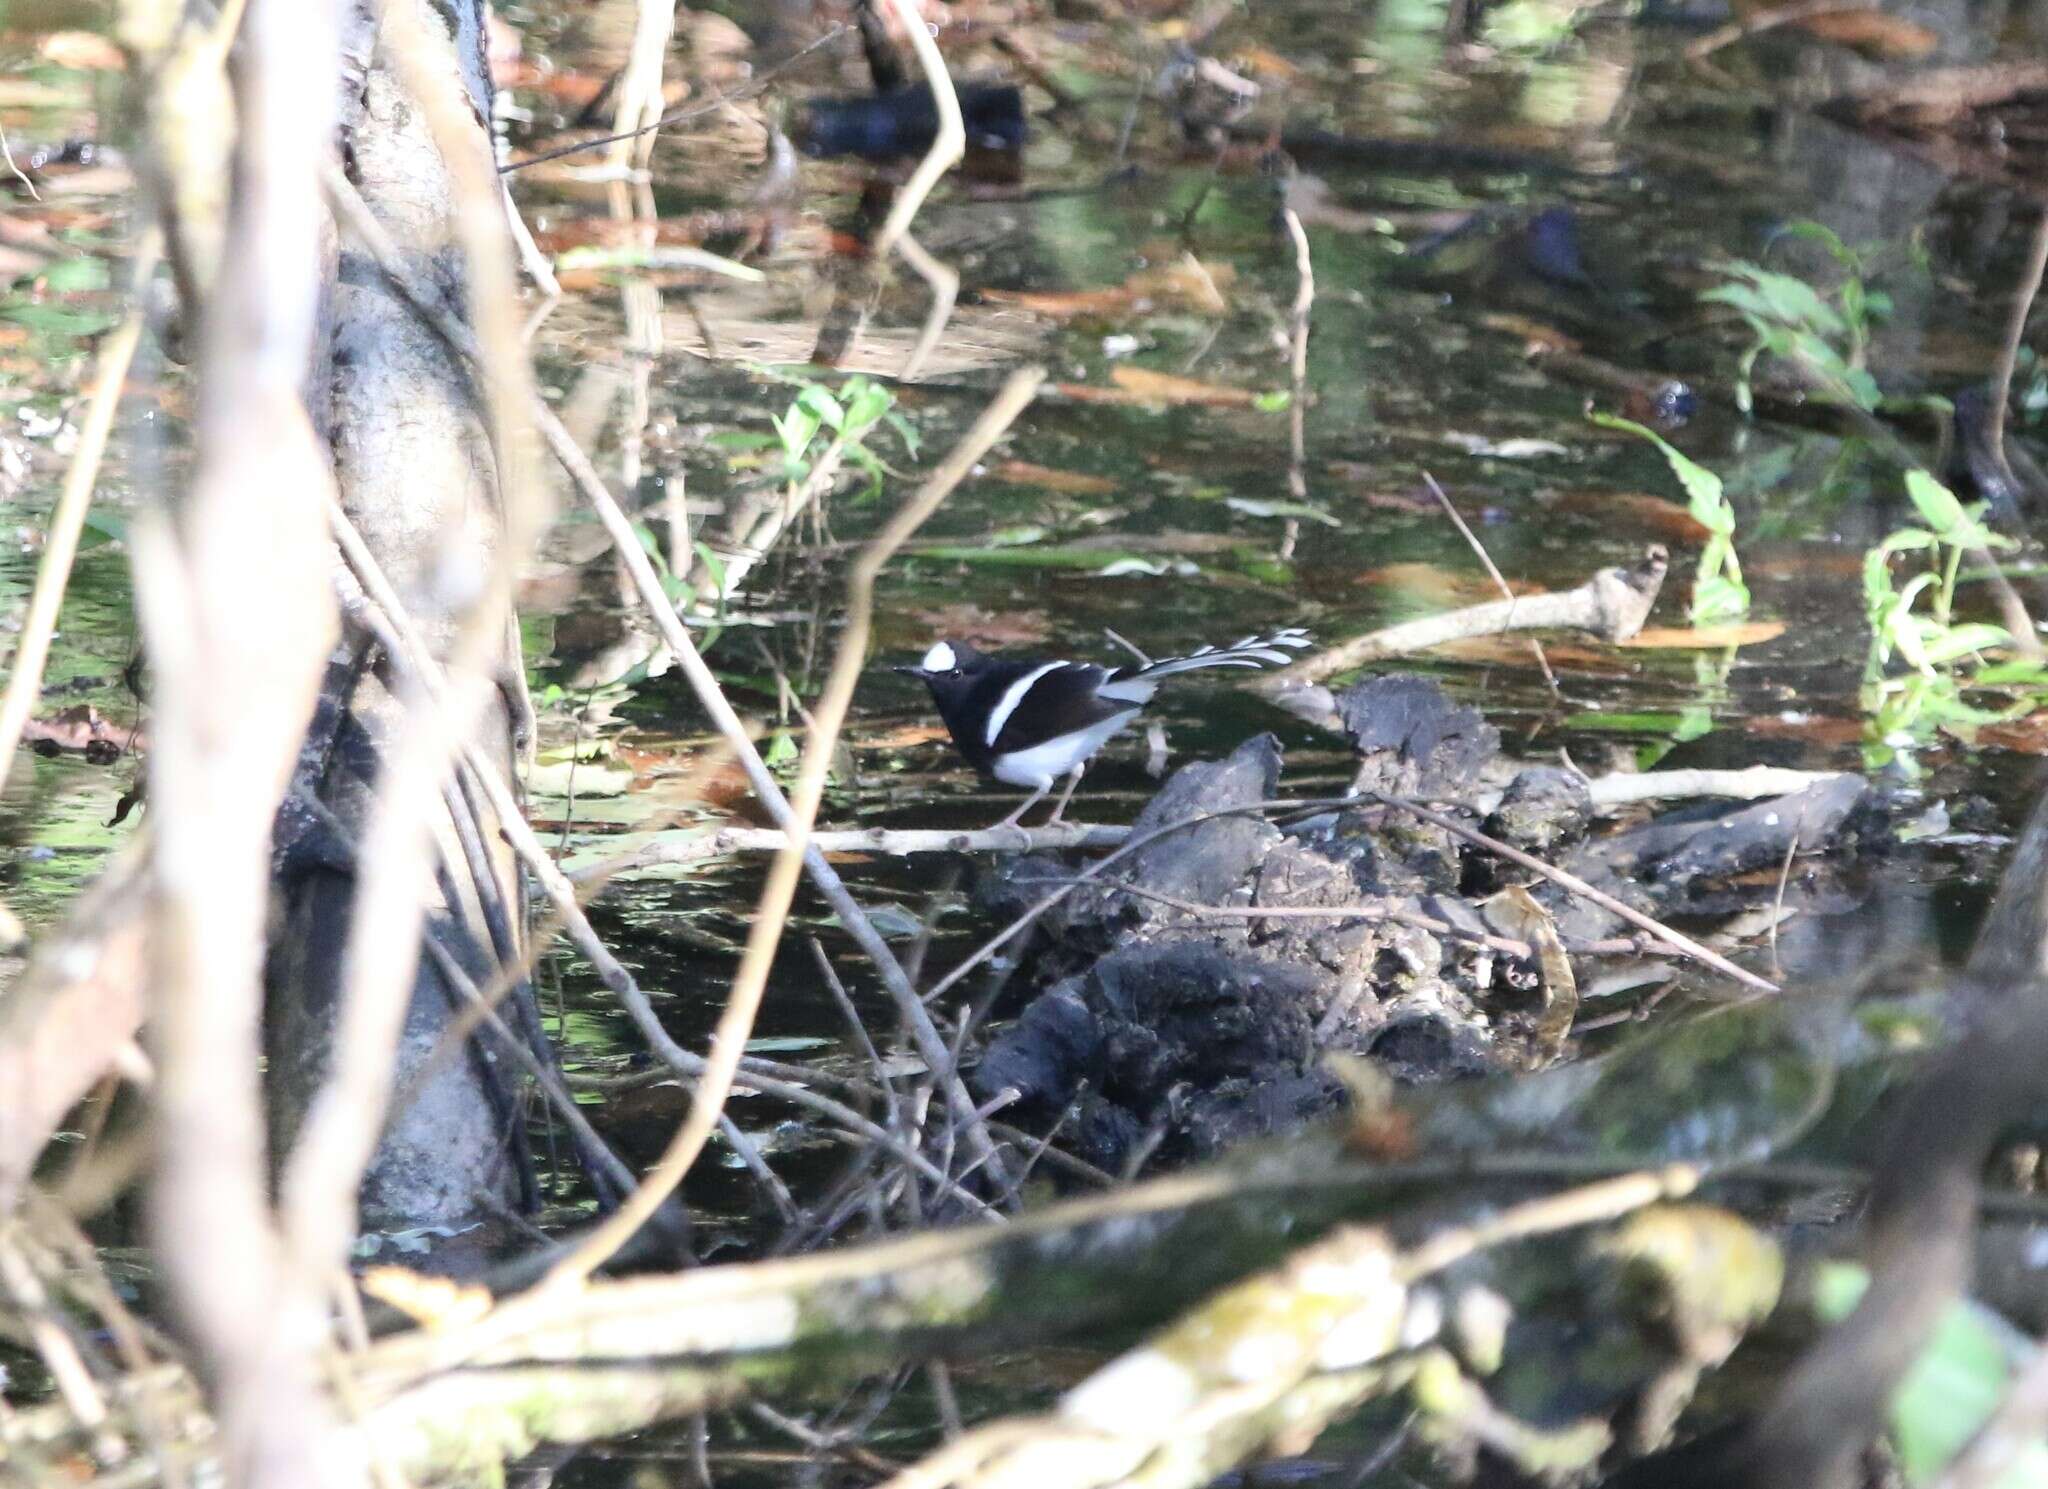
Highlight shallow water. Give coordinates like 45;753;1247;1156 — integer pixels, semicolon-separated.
5;0;2048;1478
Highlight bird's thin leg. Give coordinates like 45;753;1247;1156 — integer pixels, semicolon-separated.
1045;764;1085;826
991;784;1048;832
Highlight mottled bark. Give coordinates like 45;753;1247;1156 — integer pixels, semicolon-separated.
264;0;524;1232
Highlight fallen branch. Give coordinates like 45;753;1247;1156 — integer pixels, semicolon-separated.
1254;548;1667;712
576;766;1859;887
1583;766;1851;808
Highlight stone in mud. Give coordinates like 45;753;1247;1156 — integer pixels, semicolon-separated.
1486;766;1594;858
1068;733;1287;929
1334;676;1500;796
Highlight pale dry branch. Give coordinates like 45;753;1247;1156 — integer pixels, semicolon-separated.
135;0;351;1485
870;0;964;265
1984;208;2048;496
1255;548;1667;711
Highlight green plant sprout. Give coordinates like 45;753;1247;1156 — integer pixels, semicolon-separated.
1862;470;2048;770
1590;412;1749;626
712;370;919;498
1702;221;1891;414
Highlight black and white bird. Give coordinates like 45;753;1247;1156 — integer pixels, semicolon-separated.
896;627;1312;827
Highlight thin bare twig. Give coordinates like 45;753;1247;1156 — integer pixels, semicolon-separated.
869;0;964;265
1684;0;1883;62
551;368;1044;1285
1363;793;1781;994
1422;470;1557;695
1280;204;1312;563
136;0;346;1483
499;25;850;175
1984;207;2048;498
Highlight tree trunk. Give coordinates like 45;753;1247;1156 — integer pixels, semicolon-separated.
264;0;527;1235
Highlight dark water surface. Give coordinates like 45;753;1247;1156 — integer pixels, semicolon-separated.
5;0;2048;1480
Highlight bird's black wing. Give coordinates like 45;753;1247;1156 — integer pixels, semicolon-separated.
983;662;1134;757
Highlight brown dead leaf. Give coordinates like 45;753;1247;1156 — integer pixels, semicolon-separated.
1621;621;1786;649
1479;312;1579;352
1788;10;1939;58
1056;365;1260;408
990;460;1118;496
1552;489;1712;545
984;255;1234;320
1975;713;2048;754
858;721;955;751
39;31;126;70
1744;713;1865;747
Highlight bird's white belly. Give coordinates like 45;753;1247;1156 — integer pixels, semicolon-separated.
991;711;1138;789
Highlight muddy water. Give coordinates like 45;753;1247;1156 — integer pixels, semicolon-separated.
3;0;2047;1478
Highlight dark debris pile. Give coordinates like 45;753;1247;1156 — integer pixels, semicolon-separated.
971;677;1889;1176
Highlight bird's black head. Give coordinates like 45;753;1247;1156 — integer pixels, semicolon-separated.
893;639;987;705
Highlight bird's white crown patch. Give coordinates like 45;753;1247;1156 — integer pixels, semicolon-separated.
920;641;957;673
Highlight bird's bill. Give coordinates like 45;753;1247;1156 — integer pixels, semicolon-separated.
891;664;927;676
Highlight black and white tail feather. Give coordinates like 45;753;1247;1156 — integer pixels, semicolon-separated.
898;626;1312;829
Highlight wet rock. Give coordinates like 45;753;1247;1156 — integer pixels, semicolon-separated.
1575;775;1867;895
1486;766;1594;857
1069;733;1286;931
1334;676;1500;796
1368;1013;1501;1084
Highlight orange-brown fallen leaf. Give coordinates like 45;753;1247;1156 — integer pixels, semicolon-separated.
39;31;126;70
1785;9;1938;59
984;255;1233;319
989;459;1119;495
1056;365;1261;408
362;1268;493;1332
1975;714;2048;754
1552;489;1713;546
1621;621;1786;649
1744;713;1865;747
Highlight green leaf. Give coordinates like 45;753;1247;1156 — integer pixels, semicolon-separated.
796;383;846;432
1903;471;1972;542
1919;624;2011;665
707;430;778;452
36;254;110;293
1812;1262;2033;1484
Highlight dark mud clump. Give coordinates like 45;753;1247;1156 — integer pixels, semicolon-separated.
971;677;1874;1175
